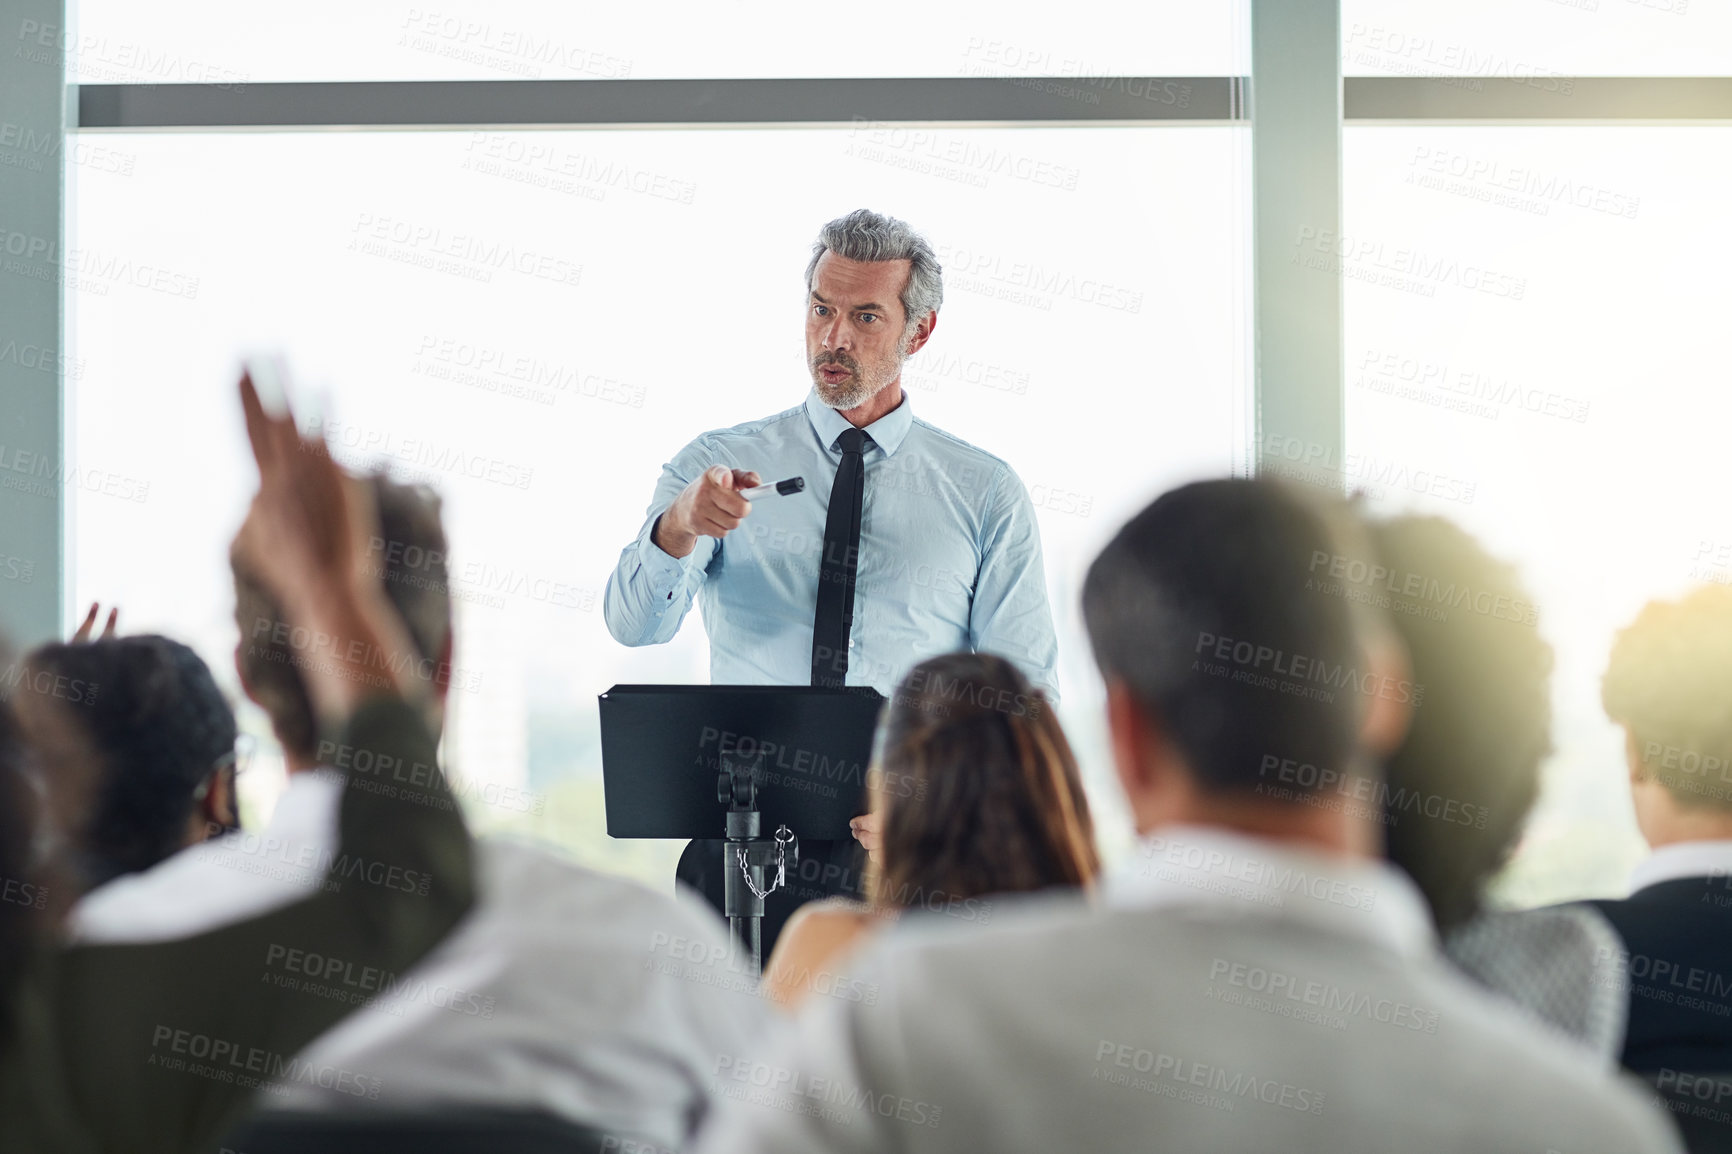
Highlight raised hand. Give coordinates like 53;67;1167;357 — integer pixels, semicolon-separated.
232;370;424;720
71;603;118;643
233;373;375;615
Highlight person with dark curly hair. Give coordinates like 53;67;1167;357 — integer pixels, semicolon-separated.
17;630;240;890
1591;584;1732;1079
761;652;1098;1008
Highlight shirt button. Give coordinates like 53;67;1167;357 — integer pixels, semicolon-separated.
848;639;856;648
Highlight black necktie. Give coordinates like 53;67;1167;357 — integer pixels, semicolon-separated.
812;427;867;688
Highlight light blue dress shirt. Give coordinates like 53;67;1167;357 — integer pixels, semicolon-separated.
604;391;1059;700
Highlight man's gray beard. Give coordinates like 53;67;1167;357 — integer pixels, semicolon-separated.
812;352;907;412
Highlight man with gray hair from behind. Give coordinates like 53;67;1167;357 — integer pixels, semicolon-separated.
605;209;1060;951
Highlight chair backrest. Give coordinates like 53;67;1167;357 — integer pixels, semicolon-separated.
215;1108;672;1154
1643;1069;1732;1153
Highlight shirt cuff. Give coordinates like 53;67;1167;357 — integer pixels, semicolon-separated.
637;514;697;593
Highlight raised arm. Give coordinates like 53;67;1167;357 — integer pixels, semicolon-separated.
2;375;477;1154
969;464;1060;703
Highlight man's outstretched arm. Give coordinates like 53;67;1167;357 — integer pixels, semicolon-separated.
604;446;758;647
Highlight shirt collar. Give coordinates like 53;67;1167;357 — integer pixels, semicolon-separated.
1630;840;1732;893
803;389;914;458
1103;824;1436;959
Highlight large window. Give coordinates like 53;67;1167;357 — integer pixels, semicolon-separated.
68;125;1251;886
1344;125;1732;903
43;0;1730;910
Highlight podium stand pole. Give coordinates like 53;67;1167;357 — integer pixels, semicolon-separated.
718;755;798;979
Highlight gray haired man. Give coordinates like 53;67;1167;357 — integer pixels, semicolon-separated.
604;209;1059;948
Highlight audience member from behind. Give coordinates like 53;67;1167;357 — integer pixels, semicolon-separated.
20;631;240;890
1361;515;1628;1059
763;652;1098;1008
1593;585;1732;1078
695;478;1681;1154
74;474;768;1151
0;372;474;1154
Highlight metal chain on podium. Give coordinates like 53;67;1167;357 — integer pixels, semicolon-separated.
736;824;796;901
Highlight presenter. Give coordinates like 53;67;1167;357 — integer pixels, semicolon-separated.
603;209;1059;948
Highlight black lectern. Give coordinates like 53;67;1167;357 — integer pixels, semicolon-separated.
599;685;885;974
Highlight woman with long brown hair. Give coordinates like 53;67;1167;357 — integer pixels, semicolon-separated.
762;652;1099;1008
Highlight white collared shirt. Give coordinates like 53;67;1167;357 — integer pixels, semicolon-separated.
71;769;346;944
1628;838;1732;894
602;391;1060;699
692;822;1679;1154
272;837;771;1150
69;770;771;1149
1102;823;1437;960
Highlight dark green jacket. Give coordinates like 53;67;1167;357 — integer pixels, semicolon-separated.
0;695;475;1154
